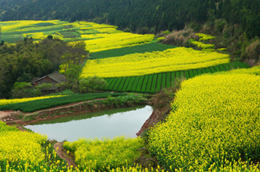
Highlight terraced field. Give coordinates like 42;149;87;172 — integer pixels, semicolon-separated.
104;62;248;93
148;69;260;171
82;47;230;78
0;20;249;94
0;92;123;112
0;20;154;52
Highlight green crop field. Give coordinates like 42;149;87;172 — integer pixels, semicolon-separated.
0;92;123;112
104;62;248;93
89;42;175;59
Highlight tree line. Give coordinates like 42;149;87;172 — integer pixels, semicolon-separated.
0;0;259;38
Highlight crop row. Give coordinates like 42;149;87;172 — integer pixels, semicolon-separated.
105;62;248;93
0;92;123;112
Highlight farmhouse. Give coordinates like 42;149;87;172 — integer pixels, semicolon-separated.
32;71;66;86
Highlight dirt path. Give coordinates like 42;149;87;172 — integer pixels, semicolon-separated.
25;98;106;117
54;142;77;168
0;111;20;121
0;111;11;119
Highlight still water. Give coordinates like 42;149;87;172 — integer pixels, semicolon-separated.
25;105;153;142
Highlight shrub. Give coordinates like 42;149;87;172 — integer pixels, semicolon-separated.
35;83;54;94
55;82;68;92
214;19;227;33
79;76;107;93
162;28;195;46
11;82;40;98
243;39;260;65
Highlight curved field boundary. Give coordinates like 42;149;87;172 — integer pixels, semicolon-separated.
0;92;123;112
89;42;175;59
105;62;249;93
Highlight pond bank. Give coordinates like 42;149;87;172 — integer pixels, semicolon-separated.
25;106;153;141
1;92;171;138
2;94;149;126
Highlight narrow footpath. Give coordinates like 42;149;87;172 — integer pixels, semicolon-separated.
54;142;77;168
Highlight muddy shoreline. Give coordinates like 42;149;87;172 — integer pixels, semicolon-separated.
2;99;148;126
1;95;169;137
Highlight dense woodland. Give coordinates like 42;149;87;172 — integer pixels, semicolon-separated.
0;37;87;98
0;0;259;38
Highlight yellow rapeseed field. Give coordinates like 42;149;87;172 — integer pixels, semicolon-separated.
0;20;60;32
148;72;260;171
1;20;155;53
228;65;260;75
0;95;64;106
64;137;144;170
82;32;154;52
81;47;229;78
195;33;216;41
0;122;46;163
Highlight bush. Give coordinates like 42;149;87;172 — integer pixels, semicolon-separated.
148;73;260;171
162;28;195;46
243;39;260;65
79;77;107;93
35;83;54;94
55;82;68;92
11;82;40;98
214;19;227;33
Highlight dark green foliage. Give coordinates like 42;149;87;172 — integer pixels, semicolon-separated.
11;82;40;98
0;0;259;38
243;40;260;64
0;38;87;98
90;42;175;59
0;92;123;112
105;62;248;93
79;77;108;93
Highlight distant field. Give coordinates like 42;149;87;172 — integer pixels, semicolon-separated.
82;47;230;78
1;20;249;94
89;42;175;59
0;20;154;52
104;62;248;93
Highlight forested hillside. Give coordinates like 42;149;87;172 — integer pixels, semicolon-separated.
0;0;259;38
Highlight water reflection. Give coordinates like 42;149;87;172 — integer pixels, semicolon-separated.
25;105;152;142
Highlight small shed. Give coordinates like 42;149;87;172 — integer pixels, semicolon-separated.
32;71;66;86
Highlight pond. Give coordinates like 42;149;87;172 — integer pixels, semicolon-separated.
25;105;153;142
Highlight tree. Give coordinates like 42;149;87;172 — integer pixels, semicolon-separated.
60;41;89;72
0;37;88;98
79;77;108;93
64;64;82;89
0;26;3;45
